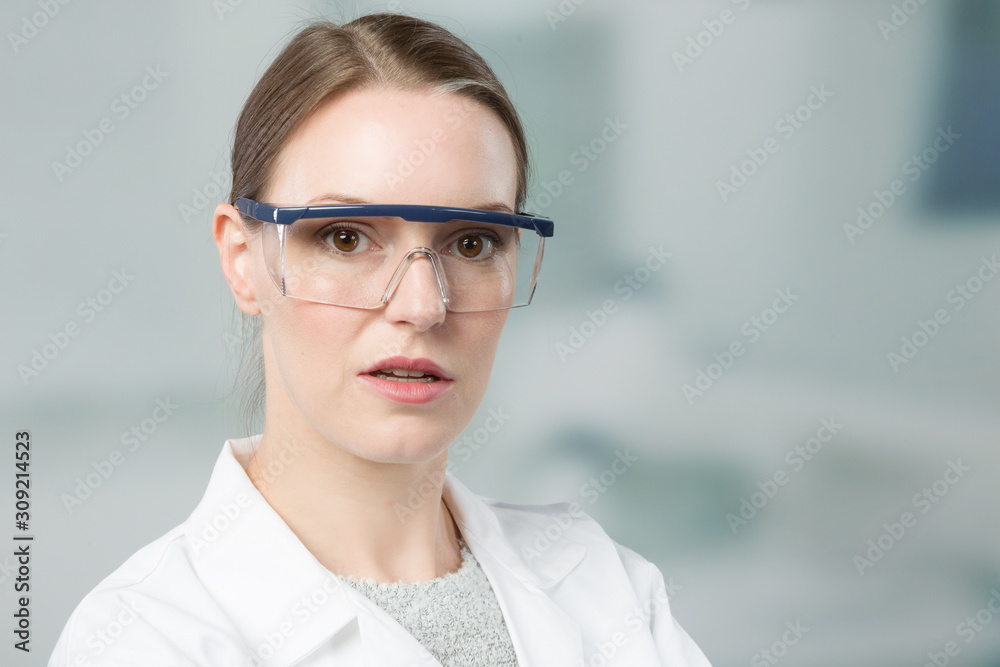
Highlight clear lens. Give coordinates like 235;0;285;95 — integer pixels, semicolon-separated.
259;216;544;312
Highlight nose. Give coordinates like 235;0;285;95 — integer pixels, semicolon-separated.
382;249;448;330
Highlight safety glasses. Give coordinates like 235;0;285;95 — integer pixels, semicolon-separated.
235;198;554;313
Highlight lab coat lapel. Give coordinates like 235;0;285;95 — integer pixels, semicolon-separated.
188;439;363;666
480;561;585;666
351;600;446;667
443;472;587;667
191;439;590;666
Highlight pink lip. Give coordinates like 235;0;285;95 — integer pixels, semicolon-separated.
359;356;454;405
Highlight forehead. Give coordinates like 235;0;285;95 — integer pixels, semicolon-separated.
268;87;518;209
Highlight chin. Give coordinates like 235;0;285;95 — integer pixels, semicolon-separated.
318;416;462;465
344;435;452;465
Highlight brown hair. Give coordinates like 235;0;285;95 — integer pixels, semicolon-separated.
225;13;532;434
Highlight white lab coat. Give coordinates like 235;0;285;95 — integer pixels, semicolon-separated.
49;435;711;666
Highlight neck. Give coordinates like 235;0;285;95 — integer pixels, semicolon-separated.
246;420;463;583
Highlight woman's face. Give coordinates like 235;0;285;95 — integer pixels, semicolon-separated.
244;87;518;463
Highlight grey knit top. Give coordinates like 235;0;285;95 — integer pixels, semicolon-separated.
334;535;519;666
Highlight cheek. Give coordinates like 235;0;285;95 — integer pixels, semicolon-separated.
453;311;509;383
251;236;356;393
264;300;363;401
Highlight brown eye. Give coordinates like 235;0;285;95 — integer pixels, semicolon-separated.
328;229;359;252
453;233;497;259
457;234;484;258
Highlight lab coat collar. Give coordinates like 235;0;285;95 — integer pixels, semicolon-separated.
442;463;588;665
184;435;587;666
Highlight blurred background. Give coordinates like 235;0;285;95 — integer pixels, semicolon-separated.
2;0;999;665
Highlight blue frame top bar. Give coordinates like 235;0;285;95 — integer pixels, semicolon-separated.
235;198;554;238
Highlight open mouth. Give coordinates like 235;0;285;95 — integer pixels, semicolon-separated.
359;358;452;404
369;368;442;383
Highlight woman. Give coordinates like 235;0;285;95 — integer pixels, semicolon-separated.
49;13;710;666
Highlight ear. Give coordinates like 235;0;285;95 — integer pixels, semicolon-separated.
213;202;261;316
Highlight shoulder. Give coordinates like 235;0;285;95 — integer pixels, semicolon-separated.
472;493;711;664
48;524;242;667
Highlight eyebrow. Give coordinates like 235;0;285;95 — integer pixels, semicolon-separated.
304;193;516;215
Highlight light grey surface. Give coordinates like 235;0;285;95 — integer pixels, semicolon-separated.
1;1;998;665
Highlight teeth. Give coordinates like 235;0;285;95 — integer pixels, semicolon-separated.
372;368;439;382
388;368;425;377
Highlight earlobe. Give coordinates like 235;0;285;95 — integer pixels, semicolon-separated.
213;202;261;316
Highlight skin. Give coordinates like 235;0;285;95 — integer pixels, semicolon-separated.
212;87;518;583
